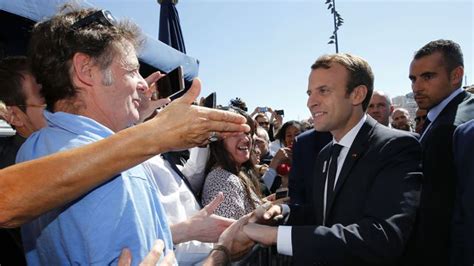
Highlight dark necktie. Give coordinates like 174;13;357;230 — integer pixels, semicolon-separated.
326;144;343;203
421;117;431;135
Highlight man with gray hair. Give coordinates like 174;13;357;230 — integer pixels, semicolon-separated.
15;7;249;265
254;126;272;165
367;90;393;126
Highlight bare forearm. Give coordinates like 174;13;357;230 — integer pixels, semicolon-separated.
170;220;191;244
0;89;250;228
203;250;230;266
0;121;162;228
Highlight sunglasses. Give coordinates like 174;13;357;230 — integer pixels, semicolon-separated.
71;10;117;30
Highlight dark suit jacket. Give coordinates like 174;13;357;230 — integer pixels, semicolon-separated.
404;91;474;266
287;116;422;266
288;129;332;205
450;119;474;266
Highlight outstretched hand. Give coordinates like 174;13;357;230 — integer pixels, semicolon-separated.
187;192;234;243
250;202;284;225
150;78;250;152
217;212;255;260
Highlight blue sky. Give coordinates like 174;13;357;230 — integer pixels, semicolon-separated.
92;0;473;121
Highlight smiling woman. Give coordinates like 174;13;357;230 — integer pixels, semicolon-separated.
201;107;263;220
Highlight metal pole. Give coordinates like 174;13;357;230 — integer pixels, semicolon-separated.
332;0;339;53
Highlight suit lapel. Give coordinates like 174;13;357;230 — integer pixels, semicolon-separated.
325;117;376;220
421;91;469;146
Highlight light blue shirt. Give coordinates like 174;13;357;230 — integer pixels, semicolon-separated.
16;111;174;265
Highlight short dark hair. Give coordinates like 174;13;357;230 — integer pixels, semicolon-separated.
28;6;143;111
0;56;31;112
274;120;304;145
311;53;374;112
414;39;464;75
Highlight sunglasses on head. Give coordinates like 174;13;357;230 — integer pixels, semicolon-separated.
71;10;117;30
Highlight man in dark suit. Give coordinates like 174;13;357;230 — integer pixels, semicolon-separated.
288;128;332;205
243;53;422;265
450;119;474;266
404;39;474;266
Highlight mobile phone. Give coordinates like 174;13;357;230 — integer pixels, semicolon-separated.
204;92;217;108
156;66;185;100
258;107;268;113
275;109;284;116
275;188;289;200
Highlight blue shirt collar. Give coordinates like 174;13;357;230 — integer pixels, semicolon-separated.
43;110;114;139
427;87;464;123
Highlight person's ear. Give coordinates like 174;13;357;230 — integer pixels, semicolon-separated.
71;52;95;87
4;106;25;127
351;85;368;107
449;65;464;87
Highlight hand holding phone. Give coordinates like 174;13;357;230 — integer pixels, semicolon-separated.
258;107;268;113
156;66;186;101
275;109;284;116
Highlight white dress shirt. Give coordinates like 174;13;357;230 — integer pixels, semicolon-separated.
277;115;367;256
144;147;213;265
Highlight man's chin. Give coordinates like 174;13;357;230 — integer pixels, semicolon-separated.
314;124;328;132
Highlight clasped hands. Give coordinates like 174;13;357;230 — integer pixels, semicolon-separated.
216;200;286;261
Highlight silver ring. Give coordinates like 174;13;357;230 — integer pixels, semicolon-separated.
208;131;219;142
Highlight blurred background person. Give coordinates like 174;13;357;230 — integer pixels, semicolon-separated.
253;126;272;165
391;107;412;131
269;120;304;156
0;56;47;266
251;106;282;141
0;56;46;169
414;108;428;134
367;90;393;127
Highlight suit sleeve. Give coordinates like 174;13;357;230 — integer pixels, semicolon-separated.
288;136;305;204
291;135;422;265
450;122;474;266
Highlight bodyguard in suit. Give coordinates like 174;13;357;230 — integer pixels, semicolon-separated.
288;128;332;205
243;53;422;265
450;119;474;266
404;39;474;266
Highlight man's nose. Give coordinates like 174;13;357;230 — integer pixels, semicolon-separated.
136;75;149;94
412;79;422;92
307;94;318;109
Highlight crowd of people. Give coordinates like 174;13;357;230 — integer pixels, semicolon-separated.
0;5;473;266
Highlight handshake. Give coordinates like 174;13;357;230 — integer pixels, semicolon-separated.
215;201;286;261
118;201;287;265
